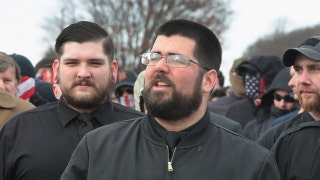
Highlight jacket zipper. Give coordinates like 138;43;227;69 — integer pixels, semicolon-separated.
167;147;176;172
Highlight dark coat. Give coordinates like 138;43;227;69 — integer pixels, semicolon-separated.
210;112;242;134
61;111;280;180
272;120;320;180
257;111;312;150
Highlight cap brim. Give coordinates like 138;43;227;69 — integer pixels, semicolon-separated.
283;47;320;67
115;82;134;90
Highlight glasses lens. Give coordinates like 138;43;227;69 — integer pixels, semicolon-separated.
167;55;187;68
141;54;149;65
141;52;162;66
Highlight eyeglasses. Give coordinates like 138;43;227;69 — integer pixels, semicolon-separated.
273;93;295;103
140;52;210;71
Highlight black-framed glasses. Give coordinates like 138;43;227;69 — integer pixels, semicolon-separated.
273;93;295;103
140;52;210;71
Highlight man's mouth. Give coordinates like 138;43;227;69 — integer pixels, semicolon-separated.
155;80;169;87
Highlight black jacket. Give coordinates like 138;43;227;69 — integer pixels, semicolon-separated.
272;120;320;180
209;112;242;134
257;111;312;150
61;111;280;180
0;99;145;180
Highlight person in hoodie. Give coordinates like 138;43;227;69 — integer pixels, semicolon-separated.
242;68;298;140
114;69;137;109
226;55;284;127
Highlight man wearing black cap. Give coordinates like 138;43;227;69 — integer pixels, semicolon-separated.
265;36;320;179
114;70;137;109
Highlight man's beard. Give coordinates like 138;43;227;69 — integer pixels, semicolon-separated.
57;72;115;110
298;87;320;112
143;73;203;121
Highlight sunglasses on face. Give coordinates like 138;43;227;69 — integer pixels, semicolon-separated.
116;87;133;97
273;93;295;103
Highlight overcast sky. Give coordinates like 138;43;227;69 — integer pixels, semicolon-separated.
0;0;319;85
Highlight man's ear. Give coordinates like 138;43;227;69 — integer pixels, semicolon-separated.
111;60;118;83
52;59;59;83
202;69;217;93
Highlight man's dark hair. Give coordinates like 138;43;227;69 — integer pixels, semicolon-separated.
152;19;222;71
55;21;114;62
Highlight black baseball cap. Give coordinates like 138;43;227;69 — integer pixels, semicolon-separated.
283;36;320;67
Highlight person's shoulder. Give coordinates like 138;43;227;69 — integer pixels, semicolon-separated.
229;98;250;107
269;112;302;133
11;94;35;109
112;102;145;117
4;101;58;124
212;123;271;154
1;101;59;134
277;120;320;141
271;121;320;154
226;98;254;114
207;95;238;114
208;95;228;106
257;112;304;148
209;112;242;134
0;88;34;109
27;101;59;113
271;110;299;127
87;116;145;138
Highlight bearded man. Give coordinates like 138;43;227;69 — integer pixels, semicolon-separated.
270;36;320;180
0;21;144;180
61;19;280;180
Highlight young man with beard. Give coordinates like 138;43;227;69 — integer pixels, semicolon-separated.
0;21;144;180
61;19;280;180
270;36;320;179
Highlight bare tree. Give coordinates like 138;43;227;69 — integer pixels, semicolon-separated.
42;0;233;71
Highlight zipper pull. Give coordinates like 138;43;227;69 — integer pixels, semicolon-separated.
168;161;173;172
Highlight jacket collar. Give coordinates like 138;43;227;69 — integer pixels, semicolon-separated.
58;98;114;127
144;110;211;147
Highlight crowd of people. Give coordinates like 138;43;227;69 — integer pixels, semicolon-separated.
0;19;319;179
